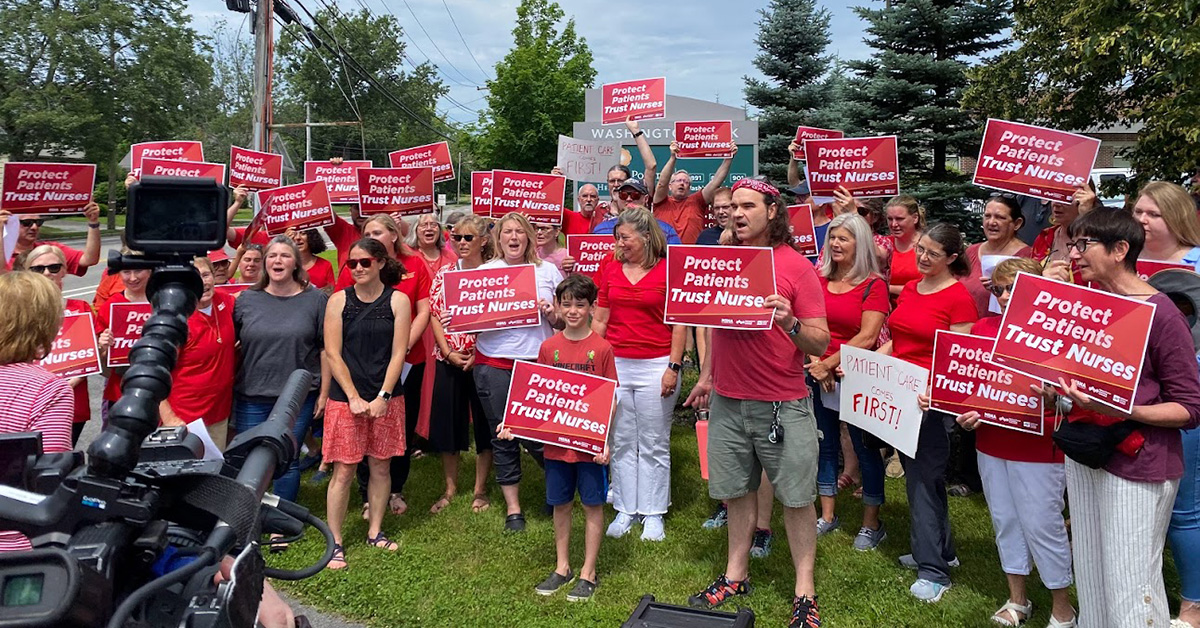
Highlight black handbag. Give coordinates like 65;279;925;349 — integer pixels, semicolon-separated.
1051;416;1139;469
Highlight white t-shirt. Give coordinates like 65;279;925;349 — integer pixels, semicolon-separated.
473;258;564;360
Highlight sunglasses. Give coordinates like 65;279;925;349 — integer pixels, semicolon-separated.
989;192;1018;199
988;283;1014;297
28;263;63;274
20;219;45;227
345;258;376;269
450;234;476;242
618;191;645;201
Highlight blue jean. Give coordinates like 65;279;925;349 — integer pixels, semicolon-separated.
1170;426;1200;603
234;392;318;502
807;376;885;507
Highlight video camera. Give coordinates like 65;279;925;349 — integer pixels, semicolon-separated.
0;176;333;628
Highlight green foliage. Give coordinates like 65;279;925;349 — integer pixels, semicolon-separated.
743;0;834;185
475;0;595;173
963;0;1200;192
845;0;1011;239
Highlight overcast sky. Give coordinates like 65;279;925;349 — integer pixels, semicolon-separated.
185;0;876;126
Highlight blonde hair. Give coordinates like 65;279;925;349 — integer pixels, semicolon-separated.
991;257;1044;287
0;272;64;363
613;208;667;269
886;195;926;230
23;244;67;269
455;214;495;261
819;213;880;283
363;214;409;259
491;213;541;265
1139;181;1200;248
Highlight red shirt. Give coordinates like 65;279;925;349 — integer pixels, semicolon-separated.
536;331;619;463
306;257;336;289
889;280;977;371
711;244;826;401
325;215;361;271
888;241;920;289
92;269;123;313
654;191;707;244
970;316;1063;464
228;226;270;249
596;259;672;359
819;276;890;360
560;209;604;236
166;292;237;426
1031;225;1084;284
959;242;1033;318
64;299;94;424
10;240;86;276
97;291;145;402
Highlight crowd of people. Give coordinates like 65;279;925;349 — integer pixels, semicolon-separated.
1;131;1199;628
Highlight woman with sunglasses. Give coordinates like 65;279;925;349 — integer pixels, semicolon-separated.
878;223;977;602
1;202;102;275
428;215;495;514
286;228;334;291
1054;209;1200;627
323;237;412;568
95;248;151;424
232;243;264;285
1030;184;1099;284
960;195;1032;318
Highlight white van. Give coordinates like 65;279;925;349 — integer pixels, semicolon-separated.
1090;168;1134;208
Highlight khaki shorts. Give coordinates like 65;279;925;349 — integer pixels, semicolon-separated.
707;393;819;508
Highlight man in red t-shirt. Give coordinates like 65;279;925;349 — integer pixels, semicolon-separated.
651;142;736;244
683;178;830;627
2;202;102;275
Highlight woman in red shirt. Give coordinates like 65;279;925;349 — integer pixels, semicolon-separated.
592;208;686;542
806;214;890;549
290;228;335;292
1030;184;1099;284
96;251;151;424
885;195;924;301
879;222;978;602
960;195;1032;318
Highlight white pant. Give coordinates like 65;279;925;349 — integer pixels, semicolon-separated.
1067;459;1179;628
977;452;1072;589
611;356;679;516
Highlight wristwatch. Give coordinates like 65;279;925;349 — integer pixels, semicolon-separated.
667;362;682;373
377;390;393;401
632;130;644;138
787;319;802;337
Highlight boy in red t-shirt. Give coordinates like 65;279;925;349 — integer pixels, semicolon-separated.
499;274;616;602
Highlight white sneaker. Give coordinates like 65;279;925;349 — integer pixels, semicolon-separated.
606;512;636;538
640;515;665;541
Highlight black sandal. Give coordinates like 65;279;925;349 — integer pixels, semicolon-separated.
367;532;399;551
327;544;347;570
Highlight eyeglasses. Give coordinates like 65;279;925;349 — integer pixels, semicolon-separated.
607;177;626;185
988;283;1014;297
1065;238;1102;254
19;219;45;228
28;263;63;274
914;245;945;261
345;258;376;269
450;234;476;242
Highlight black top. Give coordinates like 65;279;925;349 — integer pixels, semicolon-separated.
329;285;398;403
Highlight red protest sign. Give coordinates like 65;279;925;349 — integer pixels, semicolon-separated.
107;302;153;368
442;264;541;333
357;167;435;216
675;120;733;158
804;136;900;198
388;141;454;183
973;119;1101;203
256;180;337;236
793;127;844;161
140;158;226;182
566;234;615;279
304;160;372;203
665;245;776;330
601;77;666;125
501;361;616;456
491;170;566;225
1136;259;1194;281
40;313;101;378
214;283;253;297
930;331;1045;435
471;171;493;217
229;146;284;190
0;163;95;215
131;141;204;174
990;272;1155;413
786;204;819;257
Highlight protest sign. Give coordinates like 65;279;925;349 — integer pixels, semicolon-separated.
357;167;435;216
131;141;204;174
256;180;336;236
973;119;1101;203
388;141;454;183
930;331;1045;435
839;345;928;458
1136;259;1194;281
566;234;615;279
792;126;843;161
786;204;819;257
140;158;226;183
214;283;253;297
471;171;493;217
500;361;616;456
804;136;900;198
675;121;733;159
0;163;95;215
990;272;1155;413
107;302;153;368
229;146;284;190
490;170;566;225
601;77;666;125
303;160;372;203
39;312;101;378
442;264;541;333
556;136;620;181
664;245;776;330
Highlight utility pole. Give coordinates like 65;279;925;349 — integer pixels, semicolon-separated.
456;152;463;203
251;0;275;153
305;103;312;161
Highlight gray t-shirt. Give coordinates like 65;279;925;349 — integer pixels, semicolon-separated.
233;287;327;401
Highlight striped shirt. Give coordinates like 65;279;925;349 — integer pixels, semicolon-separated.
0;362;73;552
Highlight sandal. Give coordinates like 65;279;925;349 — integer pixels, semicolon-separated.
948;483;974;498
471;493;491;513
327;544;347;570
430;493;454;514
367;532;400;551
388;493;408;516
992;599;1032;626
268;533;289;554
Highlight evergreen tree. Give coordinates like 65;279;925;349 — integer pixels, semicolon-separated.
846;0;1010;237
743;0;834;186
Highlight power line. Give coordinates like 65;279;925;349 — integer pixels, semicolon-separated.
440;0;492;80
399;0;481;87
273;12;360;121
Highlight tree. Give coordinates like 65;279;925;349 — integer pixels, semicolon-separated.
475;0;595;173
845;0;1010;237
963;1;1200;192
198;19;256;168
742;0;834;186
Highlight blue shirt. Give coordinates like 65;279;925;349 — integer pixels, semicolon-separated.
810;222;830;261
696;226;723;246
592;217;683;245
